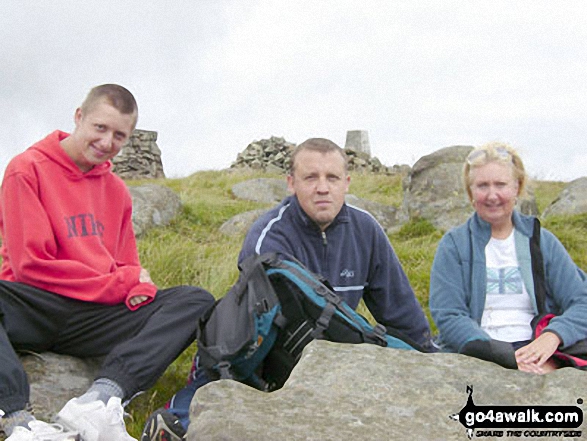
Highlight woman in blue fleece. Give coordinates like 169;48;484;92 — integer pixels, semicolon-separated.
429;142;587;374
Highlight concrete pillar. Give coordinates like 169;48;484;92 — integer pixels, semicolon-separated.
344;130;371;156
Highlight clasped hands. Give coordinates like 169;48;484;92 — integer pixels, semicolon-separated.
515;332;560;374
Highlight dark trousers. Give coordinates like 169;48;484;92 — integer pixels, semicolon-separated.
0;280;214;415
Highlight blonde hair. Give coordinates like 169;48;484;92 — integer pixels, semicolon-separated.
463;142;527;201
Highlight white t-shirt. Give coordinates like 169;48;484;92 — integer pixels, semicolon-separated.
480;231;534;342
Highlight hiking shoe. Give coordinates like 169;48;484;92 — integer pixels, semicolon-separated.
55;396;136;441
140;408;186;441
5;420;80;440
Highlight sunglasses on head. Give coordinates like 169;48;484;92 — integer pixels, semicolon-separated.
466;146;511;165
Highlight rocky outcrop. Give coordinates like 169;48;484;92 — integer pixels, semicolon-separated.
129;184;183;237
112;129;165;180
20;353;102;423
403;146;538;231
188;339;586;441
230;137;408;175
542;177;587;218
230;137;296;174
224;145;551;235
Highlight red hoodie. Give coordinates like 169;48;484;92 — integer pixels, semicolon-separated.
0;130;157;310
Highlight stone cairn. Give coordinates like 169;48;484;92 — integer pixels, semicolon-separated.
112;129;165;179
231;136;295;174
230;134;408;175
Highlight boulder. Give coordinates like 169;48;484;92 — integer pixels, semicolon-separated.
219;209;269;236
345;194;407;232
542;177;587;218
231;178;289;204
403;146;538;231
129;184;182;237
20;352;102;423
187;340;586;441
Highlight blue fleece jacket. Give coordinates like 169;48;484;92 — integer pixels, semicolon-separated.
239;195;432;348
430;211;587;353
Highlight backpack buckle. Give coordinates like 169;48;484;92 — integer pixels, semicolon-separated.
217;361;233;380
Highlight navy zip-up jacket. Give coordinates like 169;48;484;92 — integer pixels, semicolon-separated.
239;195;432;348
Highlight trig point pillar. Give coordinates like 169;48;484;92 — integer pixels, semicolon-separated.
344;130;371;156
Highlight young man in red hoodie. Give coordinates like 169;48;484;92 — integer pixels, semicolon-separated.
0;84;214;441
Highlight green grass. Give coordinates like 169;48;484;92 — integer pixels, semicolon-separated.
2;169;583;439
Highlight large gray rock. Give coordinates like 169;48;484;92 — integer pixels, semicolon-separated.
542;177;587;218
403;146;538;231
402;145;475;231
219;209;269;236
231;178;289;204
129;184;182;237
345;194;407;232
188;340;585;441
20;353;102;422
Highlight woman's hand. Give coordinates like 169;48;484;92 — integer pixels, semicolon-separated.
515;332;560;374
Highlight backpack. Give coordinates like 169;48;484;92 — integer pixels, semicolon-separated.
196;252;423;392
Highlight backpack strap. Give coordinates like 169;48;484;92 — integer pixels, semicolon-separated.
529;218;547;314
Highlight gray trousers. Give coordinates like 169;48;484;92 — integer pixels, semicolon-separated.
0;280;214;414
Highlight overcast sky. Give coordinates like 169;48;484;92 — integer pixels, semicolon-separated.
1;1;586;182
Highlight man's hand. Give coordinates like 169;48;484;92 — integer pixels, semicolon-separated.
129;295;148;306
515;332;560;374
129;268;156;306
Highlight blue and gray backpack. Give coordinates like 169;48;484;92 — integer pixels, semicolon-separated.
196;253;423;392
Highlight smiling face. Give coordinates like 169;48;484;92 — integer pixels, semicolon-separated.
287;148;350;231
469;161;520;230
62;98;136;172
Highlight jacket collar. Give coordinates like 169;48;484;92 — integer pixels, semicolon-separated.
288;195;350;233
470;210;535;240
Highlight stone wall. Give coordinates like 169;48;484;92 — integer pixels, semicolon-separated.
112;129;165;180
230;136;408;175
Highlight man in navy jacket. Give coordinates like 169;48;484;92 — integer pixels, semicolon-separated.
142;138;432;441
239;138;431;346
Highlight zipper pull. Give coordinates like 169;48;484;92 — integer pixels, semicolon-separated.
321;231;327;246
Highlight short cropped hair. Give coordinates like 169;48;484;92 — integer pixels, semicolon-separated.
80;84;138;119
463;141;527;201
289;138;348;175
